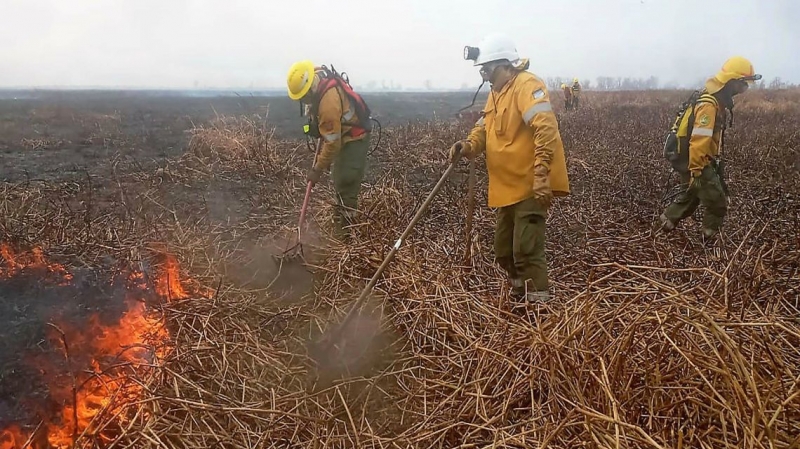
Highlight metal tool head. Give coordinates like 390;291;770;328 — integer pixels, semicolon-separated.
272;229;307;264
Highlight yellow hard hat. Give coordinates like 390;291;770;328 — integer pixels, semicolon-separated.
286;60;315;100
573;77;579;83
705;56;761;94
560;83;566;89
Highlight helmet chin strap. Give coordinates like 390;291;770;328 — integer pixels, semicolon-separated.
457;38;527;114
458;80;486;114
457;61;503;113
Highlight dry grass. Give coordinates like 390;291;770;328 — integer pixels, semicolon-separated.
565;87;800;116
1;90;798;448
19;138;65;151
187;114;275;160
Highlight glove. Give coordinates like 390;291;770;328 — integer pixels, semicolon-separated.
532;165;552;207
449;140;472;163
307;166;323;184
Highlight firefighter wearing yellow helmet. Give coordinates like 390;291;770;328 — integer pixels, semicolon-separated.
452;33;570;304
561;83;573;110
286;60;372;240
570;78;582;109
658;56;761;242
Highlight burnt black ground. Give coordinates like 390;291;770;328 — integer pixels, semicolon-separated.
0;266;133;431
0;89;481;433
0;90;484;183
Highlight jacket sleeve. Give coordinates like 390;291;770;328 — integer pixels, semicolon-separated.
314;88;343;171
466;116;487;154
688;102;717;176
466;97;490;154
517;78;558;170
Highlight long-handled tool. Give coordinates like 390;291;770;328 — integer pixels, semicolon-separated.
277;138;322;262
463;158;476;263
310;150;464;357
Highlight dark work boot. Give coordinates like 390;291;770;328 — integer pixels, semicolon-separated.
701;227;719;246
510;277;524;299
656;213;676;234
526;291;551;303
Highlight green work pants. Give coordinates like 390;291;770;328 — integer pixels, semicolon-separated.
494;196;549;292
663;165;727;232
331;136;369;232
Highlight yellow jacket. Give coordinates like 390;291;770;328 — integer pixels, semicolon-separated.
314;84;367;171
687;94;723;176
466;71;570;208
571;82;581;97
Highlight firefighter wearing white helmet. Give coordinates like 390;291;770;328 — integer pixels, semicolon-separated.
570;78;582;109
453;33;570;304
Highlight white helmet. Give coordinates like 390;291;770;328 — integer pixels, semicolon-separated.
470;33;519;66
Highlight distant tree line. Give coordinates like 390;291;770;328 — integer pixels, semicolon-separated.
545;76;797;91
350;76;796;93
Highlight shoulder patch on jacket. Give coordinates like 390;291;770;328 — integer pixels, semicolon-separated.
533;89;546;100
698;114;710;126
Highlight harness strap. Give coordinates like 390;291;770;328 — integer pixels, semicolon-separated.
312;76;369;138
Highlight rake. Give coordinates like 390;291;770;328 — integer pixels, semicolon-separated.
277;138;322;263
310;148;464;360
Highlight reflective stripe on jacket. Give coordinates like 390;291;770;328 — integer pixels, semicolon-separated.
687;94;723;176
466;71;570;208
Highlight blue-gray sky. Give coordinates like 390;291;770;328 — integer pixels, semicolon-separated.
1;0;798;89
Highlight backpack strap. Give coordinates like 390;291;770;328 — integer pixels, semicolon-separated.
309;68;370;138
686;93;719;138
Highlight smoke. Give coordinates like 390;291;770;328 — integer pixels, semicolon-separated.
307;295;399;390
222;235;316;303
198;183;318;303
210;223;337;305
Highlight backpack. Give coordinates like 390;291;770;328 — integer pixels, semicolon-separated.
662;90;719;175
306;65;372;139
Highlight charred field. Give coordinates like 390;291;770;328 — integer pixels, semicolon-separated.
0;88;798;448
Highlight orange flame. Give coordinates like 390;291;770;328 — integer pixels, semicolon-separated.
43;298;169;448
154;254;189;300
0;426;27;449
0;243;197;448
1;243;73;284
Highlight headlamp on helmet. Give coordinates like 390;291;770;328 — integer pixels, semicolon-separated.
740;74;763;82
464;46;480;62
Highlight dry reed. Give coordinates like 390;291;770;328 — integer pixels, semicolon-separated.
1;91;798;448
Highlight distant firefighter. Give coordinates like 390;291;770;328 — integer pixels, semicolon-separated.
570;78;582;109
560;83;573;110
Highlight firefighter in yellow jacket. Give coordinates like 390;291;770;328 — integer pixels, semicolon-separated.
453;33;570;303
286;61;372;239
570;78;582;108
658;56;760;241
561;83;573;110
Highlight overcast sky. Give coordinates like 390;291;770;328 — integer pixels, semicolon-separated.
1;0;798;90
